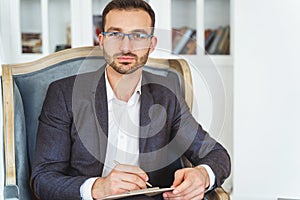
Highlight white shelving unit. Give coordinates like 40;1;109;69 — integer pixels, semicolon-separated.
1;0;232;63
48;0;71;52
0;0;93;63
149;0;232;64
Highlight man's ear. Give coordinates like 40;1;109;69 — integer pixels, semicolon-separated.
149;36;158;53
98;33;104;48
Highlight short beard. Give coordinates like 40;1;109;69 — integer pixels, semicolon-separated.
103;48;150;75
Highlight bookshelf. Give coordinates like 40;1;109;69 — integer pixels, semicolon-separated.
19;0;71;55
48;0;71;53
171;0;197;55
148;0;232;66
20;0;43;54
170;0;231;57
2;0;232;64
92;0;110;45
204;0;230;55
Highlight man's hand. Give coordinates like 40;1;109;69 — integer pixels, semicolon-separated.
91;164;148;199
163;166;210;200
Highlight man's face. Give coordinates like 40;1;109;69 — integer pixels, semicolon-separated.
99;9;157;74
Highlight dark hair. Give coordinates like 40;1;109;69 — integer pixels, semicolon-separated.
102;0;155;33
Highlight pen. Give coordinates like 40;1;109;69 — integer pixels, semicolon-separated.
113;160;153;187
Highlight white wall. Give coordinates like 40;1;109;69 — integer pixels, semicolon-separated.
233;0;300;199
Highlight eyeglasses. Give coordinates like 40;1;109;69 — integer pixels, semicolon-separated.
102;32;153;42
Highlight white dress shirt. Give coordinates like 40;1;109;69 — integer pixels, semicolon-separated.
80;70;215;199
81;70;141;200
102;71;141;177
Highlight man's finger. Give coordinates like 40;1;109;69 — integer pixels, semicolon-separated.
118;171;147;189
114;164;149;181
172;169;185;187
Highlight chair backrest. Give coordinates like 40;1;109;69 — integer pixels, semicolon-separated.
1;46;193;199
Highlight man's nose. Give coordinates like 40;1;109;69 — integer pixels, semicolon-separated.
119;36;133;53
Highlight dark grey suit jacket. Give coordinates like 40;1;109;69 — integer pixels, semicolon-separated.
31;66;230;200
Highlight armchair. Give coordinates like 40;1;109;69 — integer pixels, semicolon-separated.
2;46;229;200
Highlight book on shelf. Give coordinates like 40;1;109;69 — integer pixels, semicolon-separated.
205;25;230;55
205;29;216;50
207;26;224;54
205;29;212;39
66;23;71;47
172;27;196;55
21;33;42;54
216;25;230;54
179;31;196;54
93;15;102;45
172;27;188;52
55;44;71;52
223;37;230;55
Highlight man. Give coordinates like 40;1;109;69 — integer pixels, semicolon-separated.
31;0;230;199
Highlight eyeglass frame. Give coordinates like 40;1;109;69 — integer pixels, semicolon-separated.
102;31;153;42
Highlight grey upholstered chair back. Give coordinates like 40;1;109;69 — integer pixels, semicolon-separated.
13;56;104;199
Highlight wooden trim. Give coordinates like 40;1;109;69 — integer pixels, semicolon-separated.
2;65;16;185
10;46;102;75
214;187;230;200
169;59;193;110
205;187;230;200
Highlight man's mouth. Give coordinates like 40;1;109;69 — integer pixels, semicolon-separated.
117;56;135;63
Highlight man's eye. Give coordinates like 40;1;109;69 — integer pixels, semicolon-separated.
112;32;120;36
108;32;122;38
132;33;147;39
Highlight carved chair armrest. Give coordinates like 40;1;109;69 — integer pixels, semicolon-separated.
204;187;230;200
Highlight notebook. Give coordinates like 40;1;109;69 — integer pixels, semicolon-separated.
100;187;174;199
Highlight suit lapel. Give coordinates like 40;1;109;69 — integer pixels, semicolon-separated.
139;83;153;154
139;73;156;171
90;66;108;174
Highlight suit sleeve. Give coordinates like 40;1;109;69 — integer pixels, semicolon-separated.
173;95;231;188
31;81;87;200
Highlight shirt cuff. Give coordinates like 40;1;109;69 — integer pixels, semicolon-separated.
200;164;215;192
80;177;98;200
